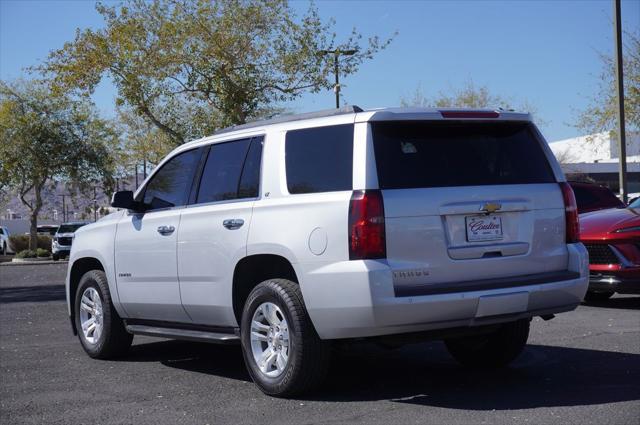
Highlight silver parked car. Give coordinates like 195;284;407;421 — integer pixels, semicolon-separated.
65;107;589;396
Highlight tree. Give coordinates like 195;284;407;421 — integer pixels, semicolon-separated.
41;0;394;144
116;106;176;183
400;80;543;124
576;31;640;135
0;80;116;250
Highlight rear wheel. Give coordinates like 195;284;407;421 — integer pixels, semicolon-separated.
52;253;59;261
584;290;614;302
74;270;132;358
240;279;330;397
445;319;530;368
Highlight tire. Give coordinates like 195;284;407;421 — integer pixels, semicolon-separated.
1;242;5;255
240;279;331;397
584;290;614;302
445;319;530;368
52;253;59;261
74;270;133;359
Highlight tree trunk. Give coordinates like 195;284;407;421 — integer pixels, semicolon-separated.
28;184;44;251
29;212;38;251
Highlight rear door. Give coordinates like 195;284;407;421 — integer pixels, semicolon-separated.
371;120;567;293
177;137;263;326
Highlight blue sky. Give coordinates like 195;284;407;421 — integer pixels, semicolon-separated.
1;0;639;142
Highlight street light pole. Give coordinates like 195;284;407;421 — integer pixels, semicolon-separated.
613;0;628;203
319;49;357;108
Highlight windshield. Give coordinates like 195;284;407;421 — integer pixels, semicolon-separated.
57;223;87;233
629;198;640;209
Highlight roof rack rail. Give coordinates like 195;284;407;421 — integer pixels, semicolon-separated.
214;105;364;135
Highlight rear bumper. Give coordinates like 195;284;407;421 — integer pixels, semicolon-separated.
301;243;589;339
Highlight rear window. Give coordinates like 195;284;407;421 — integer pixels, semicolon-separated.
372;121;555;189
285;124;353;194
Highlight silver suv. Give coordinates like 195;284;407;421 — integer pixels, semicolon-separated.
66;107;588;396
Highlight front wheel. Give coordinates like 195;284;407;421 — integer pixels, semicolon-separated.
74;270;133;358
240;279;330;397
445;319;530;368
1;242;5;255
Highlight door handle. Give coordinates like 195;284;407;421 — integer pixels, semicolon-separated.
157;225;175;235
223;219;244;230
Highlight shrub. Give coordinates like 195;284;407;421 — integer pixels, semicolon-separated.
8;235;52;252
16;250;37;259
36;248;50;258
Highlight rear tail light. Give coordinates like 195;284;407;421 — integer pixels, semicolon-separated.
559;182;580;243
348;190;386;260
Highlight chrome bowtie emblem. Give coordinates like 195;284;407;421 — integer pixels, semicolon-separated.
480;202;502;213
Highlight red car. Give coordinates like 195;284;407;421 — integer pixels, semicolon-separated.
580;197;640;301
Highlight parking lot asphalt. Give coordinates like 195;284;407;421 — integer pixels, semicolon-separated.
1;263;639;425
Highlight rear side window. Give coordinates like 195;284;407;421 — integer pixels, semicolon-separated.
372;121;555;189
285;124;354;194
143;148;201;210
196;137;263;204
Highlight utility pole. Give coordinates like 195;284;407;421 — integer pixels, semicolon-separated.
613;0;628;203
318;49;357;108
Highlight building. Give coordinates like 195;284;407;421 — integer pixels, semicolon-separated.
549;131;640;195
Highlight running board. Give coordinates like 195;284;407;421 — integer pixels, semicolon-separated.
125;324;240;345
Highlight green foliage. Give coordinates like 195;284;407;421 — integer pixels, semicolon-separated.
41;0;394;143
16;250;37;259
36;248;51;257
8;235;52;252
400;80;544;125
576;31;640;134
115;105;177;178
0;79;116;249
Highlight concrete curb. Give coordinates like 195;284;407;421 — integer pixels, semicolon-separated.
1;260;68;266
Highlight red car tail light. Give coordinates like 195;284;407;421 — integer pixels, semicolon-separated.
560;182;580;243
349;190;386;260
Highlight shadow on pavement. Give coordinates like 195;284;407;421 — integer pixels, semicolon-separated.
0;284;65;303
121;339;250;382
582;296;640;311
123;339;640;409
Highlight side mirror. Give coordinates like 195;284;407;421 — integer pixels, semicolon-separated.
111;191;143;211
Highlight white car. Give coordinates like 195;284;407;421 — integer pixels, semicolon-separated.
66;106;589;396
0;226;14;255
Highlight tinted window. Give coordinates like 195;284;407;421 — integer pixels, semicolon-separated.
372;121;555;189
196;138;254;204
285;124;354;194
572;185;624;213
143;149;201;210
238;138;263;198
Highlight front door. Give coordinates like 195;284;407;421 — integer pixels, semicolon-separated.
115;147;202;322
